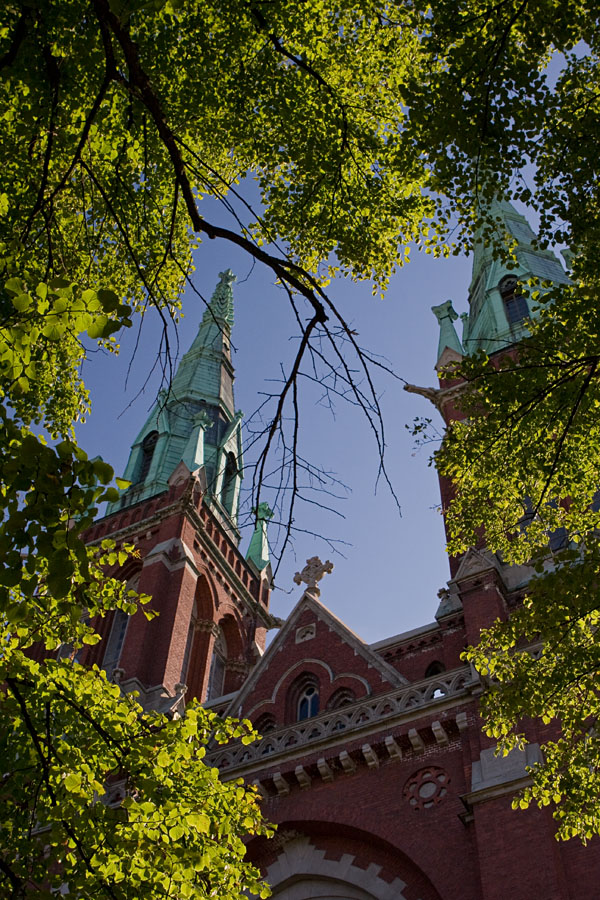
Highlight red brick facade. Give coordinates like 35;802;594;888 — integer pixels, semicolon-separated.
85;451;600;897
84;343;600;898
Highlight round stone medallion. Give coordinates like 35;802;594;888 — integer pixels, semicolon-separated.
403;766;449;810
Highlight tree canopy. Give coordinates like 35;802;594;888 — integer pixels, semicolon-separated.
0;0;443;894
2;0;600;892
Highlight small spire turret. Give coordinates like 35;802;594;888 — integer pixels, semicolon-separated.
432;300;463;367
246;503;274;572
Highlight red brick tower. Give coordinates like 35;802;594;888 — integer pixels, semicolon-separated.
429;199;570;574
82;270;274;714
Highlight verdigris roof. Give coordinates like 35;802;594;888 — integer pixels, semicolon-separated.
107;271;243;538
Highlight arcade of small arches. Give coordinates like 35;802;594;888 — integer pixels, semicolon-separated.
250;660;448;734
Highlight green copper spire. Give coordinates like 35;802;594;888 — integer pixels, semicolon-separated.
170;269;236;414
246;503;274;572
461;197;569;355
108;271;244;540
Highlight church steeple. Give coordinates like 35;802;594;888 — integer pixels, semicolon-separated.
460;198;569;355
169;268;236;415
110;270;244;539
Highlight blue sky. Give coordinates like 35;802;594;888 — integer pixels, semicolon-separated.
78;229;474;646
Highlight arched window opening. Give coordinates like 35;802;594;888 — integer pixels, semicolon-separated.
180;602;197;686
194;575;214;620
103;609;129;678
254;713;277;735
425;661;446;678
327;687;356;710
499;275;529;326
286;672;321;724
206;628;227;700
298;684;319;721
220;452;238;513
183;575;217;702
138;431;158;483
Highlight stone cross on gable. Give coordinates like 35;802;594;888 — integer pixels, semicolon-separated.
293;557;334;596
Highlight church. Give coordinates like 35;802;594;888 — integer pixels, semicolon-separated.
81;202;600;899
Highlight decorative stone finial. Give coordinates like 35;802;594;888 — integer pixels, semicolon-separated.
431;300;458;324
255;501;274;521
431;300;463;363
246;502;274;572
293;556;334;596
219;268;236;287
193;410;213;430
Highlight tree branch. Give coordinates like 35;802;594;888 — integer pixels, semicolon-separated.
91;0;329;326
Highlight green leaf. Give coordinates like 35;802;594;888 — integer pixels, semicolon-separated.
190;813;210;833
11;293;32;312
156;749;170;768
97;289;120;312
92;458;114;485
64;772;82;793
86;316;108;340
42;320;66;341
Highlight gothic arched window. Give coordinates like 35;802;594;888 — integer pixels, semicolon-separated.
206;628;227;700
286;672;321;723
138;430;158;483
425;660;446;678
220;452;238;513
499;276;529;326
298;684;319;721
102;609;129;678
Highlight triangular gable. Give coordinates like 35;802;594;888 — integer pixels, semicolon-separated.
451;547;503;583
131;390;171;448
222;591;407;721
220;411;243;450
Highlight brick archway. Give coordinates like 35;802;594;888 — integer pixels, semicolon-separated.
249;824;444;900
265;835;414;900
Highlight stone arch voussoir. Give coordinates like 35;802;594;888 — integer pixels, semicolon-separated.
265;836;410;900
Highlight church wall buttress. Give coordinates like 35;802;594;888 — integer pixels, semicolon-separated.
115;550;258;701
472;799;571;900
456;575;507;650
